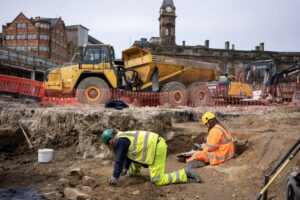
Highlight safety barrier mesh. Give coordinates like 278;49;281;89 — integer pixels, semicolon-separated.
42;82;300;107
1;74;299;107
0;74;44;98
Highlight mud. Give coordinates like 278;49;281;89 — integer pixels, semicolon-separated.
0;98;299;200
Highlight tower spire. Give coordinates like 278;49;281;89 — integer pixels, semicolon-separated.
159;0;176;46
162;0;174;7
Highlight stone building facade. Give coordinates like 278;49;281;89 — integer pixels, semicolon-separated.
66;25;102;59
2;12;68;62
135;0;300;76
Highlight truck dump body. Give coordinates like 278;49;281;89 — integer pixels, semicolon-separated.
122;46;219;89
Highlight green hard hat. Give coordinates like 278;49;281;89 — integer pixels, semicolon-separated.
101;129;114;145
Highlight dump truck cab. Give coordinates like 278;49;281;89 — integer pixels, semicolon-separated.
44;44;119;104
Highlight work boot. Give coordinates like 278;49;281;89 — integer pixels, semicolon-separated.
184;166;202;183
187;160;207;168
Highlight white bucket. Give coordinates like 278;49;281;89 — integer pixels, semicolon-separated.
38;148;54;163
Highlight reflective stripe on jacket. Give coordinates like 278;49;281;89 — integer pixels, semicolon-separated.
202;124;235;165
116;131;159;165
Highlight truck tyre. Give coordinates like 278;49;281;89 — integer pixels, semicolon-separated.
188;82;211;107
160;81;188;106
76;77;111;104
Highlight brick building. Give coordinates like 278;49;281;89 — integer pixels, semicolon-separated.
0;33;2;46
135;0;300;75
2;12;68;62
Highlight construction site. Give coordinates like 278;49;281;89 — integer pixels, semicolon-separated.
0;42;300;200
1;0;300;200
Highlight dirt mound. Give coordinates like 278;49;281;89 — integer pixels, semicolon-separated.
0;106;175;157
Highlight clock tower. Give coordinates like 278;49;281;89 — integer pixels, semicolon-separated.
159;0;176;46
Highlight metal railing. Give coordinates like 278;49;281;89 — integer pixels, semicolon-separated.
0;47;63;72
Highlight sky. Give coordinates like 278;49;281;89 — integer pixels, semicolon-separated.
1;0;300;58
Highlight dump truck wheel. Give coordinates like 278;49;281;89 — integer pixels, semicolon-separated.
160;81;188;106
76;77;111;104
188;82;211;107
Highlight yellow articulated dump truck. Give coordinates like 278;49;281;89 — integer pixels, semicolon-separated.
44;44;219;106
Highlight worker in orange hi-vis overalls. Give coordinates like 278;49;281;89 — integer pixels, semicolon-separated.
186;112;236;165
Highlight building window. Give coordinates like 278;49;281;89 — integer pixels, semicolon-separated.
40;23;50;29
39;46;49;52
17;23;26;29
32;46;38;51
40;34;49;40
16;34;26;40
5;35;15;40
165;29;169;36
28;34;37;40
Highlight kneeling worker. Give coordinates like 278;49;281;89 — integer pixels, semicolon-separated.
186;112;235;165
101;129;201;186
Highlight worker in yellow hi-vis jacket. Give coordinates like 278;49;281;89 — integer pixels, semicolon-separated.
101;129;202;186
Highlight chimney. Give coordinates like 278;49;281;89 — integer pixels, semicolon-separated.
225;41;230;50
205;40;209;48
232;44;235;50
182;41;186;46
260;42;264;51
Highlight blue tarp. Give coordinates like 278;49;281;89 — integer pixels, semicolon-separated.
0;188;46;200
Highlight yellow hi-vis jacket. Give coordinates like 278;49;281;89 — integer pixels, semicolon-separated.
116;131;159;165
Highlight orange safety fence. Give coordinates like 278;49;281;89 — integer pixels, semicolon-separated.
0;74;44;98
1;74;300;107
188;82;300;107
42;89;77;105
43;82;300;107
111;89;161;107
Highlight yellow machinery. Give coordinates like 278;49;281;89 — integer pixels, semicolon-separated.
44;44;219;105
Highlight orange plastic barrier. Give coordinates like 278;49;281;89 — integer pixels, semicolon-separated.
0;75;299;107
37;83;300;107
42;89;76;105
0;74;44;98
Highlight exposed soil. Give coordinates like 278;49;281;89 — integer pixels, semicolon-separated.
0;97;299;200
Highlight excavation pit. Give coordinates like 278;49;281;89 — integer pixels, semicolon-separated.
0;98;299;200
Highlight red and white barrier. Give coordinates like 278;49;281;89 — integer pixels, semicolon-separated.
1;75;300;107
0;74;44;98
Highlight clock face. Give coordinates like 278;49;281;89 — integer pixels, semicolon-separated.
166;6;173;12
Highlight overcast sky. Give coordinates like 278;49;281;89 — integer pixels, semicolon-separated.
1;0;299;58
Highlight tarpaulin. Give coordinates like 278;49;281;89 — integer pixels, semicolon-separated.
0;188;46;200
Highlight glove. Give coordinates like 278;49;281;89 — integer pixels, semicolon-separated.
107;176;118;185
120;168;128;176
